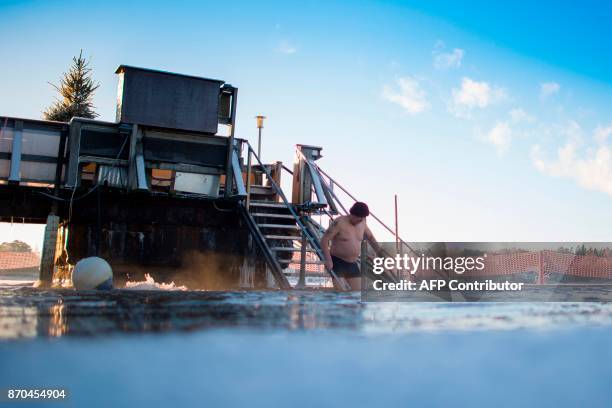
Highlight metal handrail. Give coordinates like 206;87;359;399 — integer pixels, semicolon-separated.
244;142;350;291
281;164;293;175
312;163;419;255
309;161;447;280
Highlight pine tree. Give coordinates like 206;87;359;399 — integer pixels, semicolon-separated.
43;50;99;122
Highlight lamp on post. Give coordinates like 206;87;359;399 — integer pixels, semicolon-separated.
255;115;266;160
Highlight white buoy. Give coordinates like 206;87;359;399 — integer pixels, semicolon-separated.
72;257;113;290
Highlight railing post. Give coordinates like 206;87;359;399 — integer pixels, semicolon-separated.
298;231;307;288
245;148;252;209
224;87;238;198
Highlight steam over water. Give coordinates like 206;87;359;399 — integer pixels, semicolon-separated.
1;276;612;407
124;273;188;291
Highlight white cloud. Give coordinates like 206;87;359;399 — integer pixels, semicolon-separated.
449;77;506;118
531;142;612;197
277;40;297;54
540;82;560;99
531;123;612;197
594;124;612;144
382;77;430;114
509;108;535;123
563;120;584;145
486;121;513;154
434;48;464;69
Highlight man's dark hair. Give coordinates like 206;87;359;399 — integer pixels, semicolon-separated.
349;202;369;217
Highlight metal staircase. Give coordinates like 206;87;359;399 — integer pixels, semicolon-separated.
250;201;325;283
235;142;350;290
230;141;402;290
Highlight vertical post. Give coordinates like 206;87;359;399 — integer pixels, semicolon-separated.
66;119;82;188
225;88;238;198
39;214;60;286
298;232;307;288
292;146;314;205
255;115;265;162
52;127;68;214
127;124;148;191
8;120;23;183
245;148;252;209
258;127;262;160
127;124;138;189
96;185;102;256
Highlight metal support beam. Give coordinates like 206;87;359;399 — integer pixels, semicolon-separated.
304;159;328;207
127;124;138;190
8;120;23;183
53;128;68;190
51;128;68;214
66;119;83;188
224;86;238;198
127;124;148;191
231;145;247;197
135;143;148;191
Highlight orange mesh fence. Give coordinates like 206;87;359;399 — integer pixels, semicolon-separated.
406;250;612;282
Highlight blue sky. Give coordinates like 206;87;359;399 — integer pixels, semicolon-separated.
1;0;612;246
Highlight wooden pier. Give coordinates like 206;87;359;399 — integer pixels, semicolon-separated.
0;65;383;290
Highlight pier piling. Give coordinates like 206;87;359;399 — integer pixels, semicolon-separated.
39;214;60;286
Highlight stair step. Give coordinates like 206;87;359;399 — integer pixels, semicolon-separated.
252;213;295;219
249;201;289;209
271;247;316;252
284;259;326;265
249;185;275;195
257;224;300;229
264;235;302;240
284;272;331;278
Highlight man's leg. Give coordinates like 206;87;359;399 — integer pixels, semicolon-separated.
332;277;351;290
346;277;361;291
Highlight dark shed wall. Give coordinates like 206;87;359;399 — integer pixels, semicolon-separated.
64;193;267;289
116;66;223;134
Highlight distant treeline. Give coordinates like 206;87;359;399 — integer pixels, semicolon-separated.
556;245;611;257
0;240;33;252
387;244;612;258
446;245;611;258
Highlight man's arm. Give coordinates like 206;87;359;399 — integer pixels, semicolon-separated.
321;218;341;270
364;225;384;256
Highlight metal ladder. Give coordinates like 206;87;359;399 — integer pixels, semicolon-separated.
238;143;350;290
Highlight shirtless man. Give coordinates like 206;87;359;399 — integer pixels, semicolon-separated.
321;202;383;290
